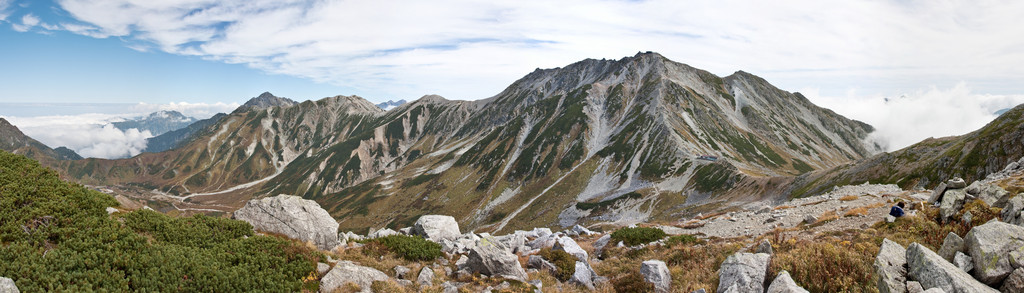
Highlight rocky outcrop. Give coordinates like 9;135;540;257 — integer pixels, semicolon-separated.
319;261;390;293
464;236;528;281
965;221;1024;286
0;277;18;293
233;195;340;250
767;271;809;293
905;243;998;293
414;215;461;242
717;252;771;293
641;260;671;293
965;181;1011;208
1003;195;1024;225
875;238;908;293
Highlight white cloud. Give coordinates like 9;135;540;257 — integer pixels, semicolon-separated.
802;83;1024;151
39;0;1024;100
0;0;11;21
0;102;238;159
11;13;38;32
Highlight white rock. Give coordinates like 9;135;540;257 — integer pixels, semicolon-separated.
640;260;671;293
417;266;434;286
0;277;18;293
953;251;973;273
905;242;997;293
319;261;389;293
233;195;340;250
766;270;809;293
874;238;906;293
717;253;770;293
413;215;461;242
554;236;588;261
965;221;1024;285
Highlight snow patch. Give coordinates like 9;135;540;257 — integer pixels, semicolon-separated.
428;160;455;174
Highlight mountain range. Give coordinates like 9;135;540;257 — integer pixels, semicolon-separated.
1;52;1019;234
112;110;197;136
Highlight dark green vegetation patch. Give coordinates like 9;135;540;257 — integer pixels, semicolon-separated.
0;150;319;292
363;235;442;261
610;227;667;246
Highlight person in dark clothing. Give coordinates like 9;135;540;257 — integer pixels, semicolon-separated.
889;202;905;217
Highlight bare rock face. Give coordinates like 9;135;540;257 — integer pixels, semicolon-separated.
766;271;809;293
0;277;18;293
966;181;1012;208
965;221;1024;286
641;260;671;293
874;238;907;293
906;243;998;293
319;261;390;293
233;195;340;250
717;252;771;293
413;215;461;243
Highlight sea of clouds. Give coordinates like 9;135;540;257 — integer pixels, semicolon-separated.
1;102;237;159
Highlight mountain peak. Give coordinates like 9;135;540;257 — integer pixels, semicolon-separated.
234;92;298;113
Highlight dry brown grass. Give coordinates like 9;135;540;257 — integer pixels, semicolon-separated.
843;207;869;217
839;195;860;201
773;205;795;210
800;200;826;207
818;210;840;222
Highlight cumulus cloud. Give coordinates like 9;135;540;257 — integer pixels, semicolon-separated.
0;0;11;21
34;0;1024;100
11;13;38;32
0;102;239;159
802;83;1024;151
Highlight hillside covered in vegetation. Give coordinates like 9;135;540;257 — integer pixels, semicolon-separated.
0;150;320;291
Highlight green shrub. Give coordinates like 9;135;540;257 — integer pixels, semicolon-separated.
366;235;442;261
0;150;319;292
538;248;576;281
611;227;667;246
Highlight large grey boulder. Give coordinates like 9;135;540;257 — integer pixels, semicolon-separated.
528;234;558;250
593;234;612;255
939;189;967;223
569;261;597;290
938;232;966;263
875;238;907;293
413;215;461;242
905;242;998;293
0;277;18;293
716;252;771;293
319;261;390;293
465;236;528;281
965;221;1024;286
554;236;588;261
766;271;809;293
233;195;340;250
1003;195;1024;225
966;181;1011;208
641;260;671;293
527;255;558;275
1003;268;1024;293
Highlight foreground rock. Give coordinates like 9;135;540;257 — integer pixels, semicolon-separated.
464;236;528;281
320;261;390;293
939;189;967;223
0;277;18;293
767;271;809;293
965;221;1024;286
905;243;998;293
641;260;671;293
874;238;907;293
414;215;461;242
938;232;966;263
717;252;771;293
233;195;340;250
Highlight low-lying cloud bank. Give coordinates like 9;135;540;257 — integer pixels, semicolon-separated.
803;83;1024;151
1;102;237;159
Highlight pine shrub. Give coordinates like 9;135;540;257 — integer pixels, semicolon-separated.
610;227;667;246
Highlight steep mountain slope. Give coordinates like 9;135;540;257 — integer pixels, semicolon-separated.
46;52;881;232
112;110;197;136
0;118;80;162
143;113;228;153
232;92;297;114
788;103;1024;197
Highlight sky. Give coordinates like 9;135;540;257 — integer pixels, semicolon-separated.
1;0;1024;158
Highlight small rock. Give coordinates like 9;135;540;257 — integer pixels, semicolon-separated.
906;281;924;293
394;265;410;279
756;239;773;255
766;270;809;293
570;224;597;236
1002;268;1024;293
756;205;772;214
398;227;412;235
529;279;543;293
886;215;896;223
317;262;330;275
319;261;389;293
397;279;413;287
937;232;965;263
442;281;460;293
947;177;966;189
1003;195;1024;225
929;182;948;204
0;277;18;293
105;207;118;214
962;211;973;226
693;289;707;293
953;251;973;273
640;260;671;293
939;189;967;223
369;228;400;239
527;255;558;274
803;214;818;225
417;266;434;286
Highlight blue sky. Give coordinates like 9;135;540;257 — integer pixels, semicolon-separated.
2;0;1024;158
